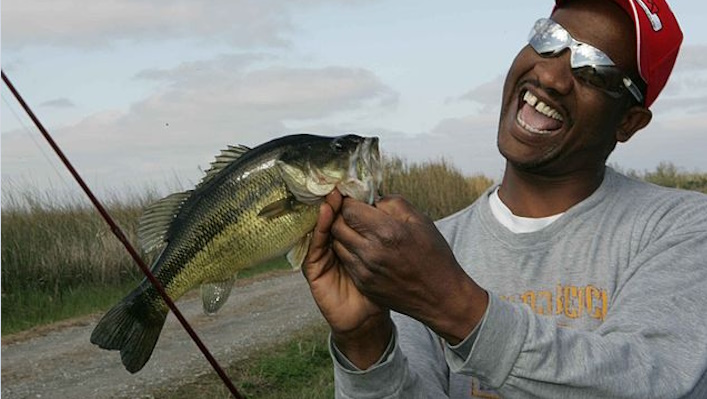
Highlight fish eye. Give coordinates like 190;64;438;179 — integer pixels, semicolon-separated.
331;140;345;152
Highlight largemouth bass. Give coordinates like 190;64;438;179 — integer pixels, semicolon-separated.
90;134;381;373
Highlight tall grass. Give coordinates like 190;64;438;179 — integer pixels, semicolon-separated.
3;160;705;336
2;190;147;291
383;156;494;220
625;162;707;193
1;187;157;334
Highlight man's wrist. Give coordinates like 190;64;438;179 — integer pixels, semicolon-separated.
432;277;488;345
331;313;393;370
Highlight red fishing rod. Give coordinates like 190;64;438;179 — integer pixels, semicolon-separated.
1;70;245;399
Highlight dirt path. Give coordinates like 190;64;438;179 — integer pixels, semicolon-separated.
1;272;325;399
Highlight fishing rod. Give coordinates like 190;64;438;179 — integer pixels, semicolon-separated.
1;70;245;399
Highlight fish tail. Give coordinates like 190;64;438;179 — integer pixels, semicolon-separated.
90;287;168;373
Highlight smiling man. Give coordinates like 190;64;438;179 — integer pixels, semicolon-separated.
303;0;707;398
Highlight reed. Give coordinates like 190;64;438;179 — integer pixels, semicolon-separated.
1;187;155;334
626;162;707;193
382;156;493;220
3;160;704;335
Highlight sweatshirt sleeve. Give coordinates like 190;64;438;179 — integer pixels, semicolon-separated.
332;312;451;398
449;214;707;398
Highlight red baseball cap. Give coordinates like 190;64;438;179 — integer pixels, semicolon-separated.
554;0;683;107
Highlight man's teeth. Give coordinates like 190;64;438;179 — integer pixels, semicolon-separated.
522;91;563;121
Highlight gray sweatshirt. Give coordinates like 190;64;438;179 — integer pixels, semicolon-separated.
331;168;707;398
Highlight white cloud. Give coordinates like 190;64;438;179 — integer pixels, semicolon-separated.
39;98;76;108
374;114;505;180
3;3;705;201
3;0;361;49
1;56;398;194
456;74;505;114
610;111;707;173
644;45;707;113
674;45;707;71
123;56;399;145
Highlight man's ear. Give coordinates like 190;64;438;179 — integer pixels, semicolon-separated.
616;106;652;142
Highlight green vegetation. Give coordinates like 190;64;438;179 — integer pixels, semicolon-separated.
1;157;493;335
1;160;705;396
2;160;705;335
3;161;706;335
0;183;293;335
152;323;334;399
383;156;494;220
1;189;150;335
625;162;707;194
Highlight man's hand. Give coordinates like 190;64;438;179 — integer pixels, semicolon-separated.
331;195;488;345
302;190;393;369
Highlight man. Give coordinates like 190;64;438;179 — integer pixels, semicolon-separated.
303;0;707;397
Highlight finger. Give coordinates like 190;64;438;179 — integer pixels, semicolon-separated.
330;210;370;251
339;197;413;244
330;212;388;282
308;189;344;258
331;238;372;290
325;189;343;214
342;194;414;223
304;200;337;272
340;197;387;230
371;195;417;221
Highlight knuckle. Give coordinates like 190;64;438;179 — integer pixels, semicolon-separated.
351;266;375;288
375;223;400;247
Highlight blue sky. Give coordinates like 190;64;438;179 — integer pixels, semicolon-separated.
2;0;706;200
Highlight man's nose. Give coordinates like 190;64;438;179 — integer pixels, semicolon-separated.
533;49;575;97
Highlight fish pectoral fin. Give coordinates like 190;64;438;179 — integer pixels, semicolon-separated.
201;277;236;315
257;196;303;219
287;233;312;270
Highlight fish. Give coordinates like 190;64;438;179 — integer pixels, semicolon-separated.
90;133;382;373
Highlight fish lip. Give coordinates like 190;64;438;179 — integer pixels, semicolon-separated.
306;135;381;204
363;137;383;201
340;136;382;204
364;137;381;171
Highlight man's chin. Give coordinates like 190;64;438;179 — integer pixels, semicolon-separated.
498;144;555;174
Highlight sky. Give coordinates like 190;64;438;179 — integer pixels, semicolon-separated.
2;0;707;202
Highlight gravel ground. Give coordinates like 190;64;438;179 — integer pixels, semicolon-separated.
1;271;324;399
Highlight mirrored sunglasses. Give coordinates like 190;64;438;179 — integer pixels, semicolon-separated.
528;18;644;104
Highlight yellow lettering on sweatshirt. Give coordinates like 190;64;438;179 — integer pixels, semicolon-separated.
501;284;609;322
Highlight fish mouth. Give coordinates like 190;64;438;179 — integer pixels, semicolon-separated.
338;136;383;204
362;137;382;200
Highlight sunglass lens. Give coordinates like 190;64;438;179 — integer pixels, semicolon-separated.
573;66;625;97
527;18;643;103
529;18;567;55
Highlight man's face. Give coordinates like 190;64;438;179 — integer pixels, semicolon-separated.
497;0;640;175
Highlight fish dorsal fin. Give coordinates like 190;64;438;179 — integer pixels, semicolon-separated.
137;191;192;254
286;233;312;270
198;144;251;188
201;276;236;315
138;144;250;254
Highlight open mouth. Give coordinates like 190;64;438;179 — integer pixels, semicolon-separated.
516;90;564;135
338;138;382;204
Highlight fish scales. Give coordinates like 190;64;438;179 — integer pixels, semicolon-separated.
150;166;317;309
90;133;381;373
164;192;318;308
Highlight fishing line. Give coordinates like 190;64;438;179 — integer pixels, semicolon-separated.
1;70;245;399
1;93;74;192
